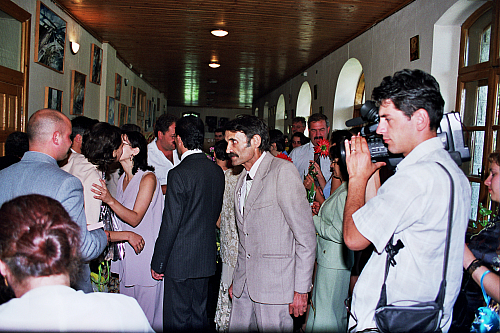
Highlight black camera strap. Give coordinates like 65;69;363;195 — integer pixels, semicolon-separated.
377;162;454;313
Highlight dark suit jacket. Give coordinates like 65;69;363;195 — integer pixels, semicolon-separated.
151;152;225;279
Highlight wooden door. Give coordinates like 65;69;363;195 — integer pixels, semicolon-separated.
0;81;23;155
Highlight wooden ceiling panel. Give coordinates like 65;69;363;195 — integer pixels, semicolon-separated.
55;0;415;109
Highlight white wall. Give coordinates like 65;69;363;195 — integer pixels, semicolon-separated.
255;0;485;133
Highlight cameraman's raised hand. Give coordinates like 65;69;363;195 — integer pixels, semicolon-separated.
344;134;385;183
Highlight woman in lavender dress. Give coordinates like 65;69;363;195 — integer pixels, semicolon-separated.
92;131;164;331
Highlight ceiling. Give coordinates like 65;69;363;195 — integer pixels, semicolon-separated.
55;0;415;110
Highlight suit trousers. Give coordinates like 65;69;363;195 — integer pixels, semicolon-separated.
163;275;210;332
228;281;293;332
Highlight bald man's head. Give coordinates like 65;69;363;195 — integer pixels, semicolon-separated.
27;109;72;160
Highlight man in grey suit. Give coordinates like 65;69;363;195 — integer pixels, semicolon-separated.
0;109;107;293
224;115;316;332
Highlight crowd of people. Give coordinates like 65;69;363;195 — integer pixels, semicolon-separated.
0;68;498;333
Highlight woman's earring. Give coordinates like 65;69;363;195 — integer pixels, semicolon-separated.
130;155;134;161
3;275;8;287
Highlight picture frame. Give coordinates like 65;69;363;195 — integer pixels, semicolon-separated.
115;73;122;101
131;86;137;107
218;117;229;128
128;107;133;124
90;44;103;85
206;116;217;132
410;35;420;62
70;70;86;115
118;103;128;127
44;87;63;112
106;96;115;125
35;1;66;73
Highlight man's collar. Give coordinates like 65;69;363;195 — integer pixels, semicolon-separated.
180;149;203;161
396;137;443;171
247;151;267;179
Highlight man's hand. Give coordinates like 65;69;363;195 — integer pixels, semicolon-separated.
344;135;385;182
289;291;308;317
151;269;164;281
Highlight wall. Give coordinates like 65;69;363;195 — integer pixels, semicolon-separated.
255;0;485;135
11;0;166;125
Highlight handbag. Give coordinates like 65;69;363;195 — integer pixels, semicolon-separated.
374;163;453;333
470;271;500;333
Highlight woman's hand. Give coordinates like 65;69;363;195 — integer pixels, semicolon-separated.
92;179;114;205
303;174;314;190
126;231;145;254
311;201;321;215
310;161;325;182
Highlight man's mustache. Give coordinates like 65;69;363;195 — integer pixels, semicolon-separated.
314;136;323;141
227;152;239;158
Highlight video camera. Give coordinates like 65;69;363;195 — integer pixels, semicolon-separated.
341;100;471;168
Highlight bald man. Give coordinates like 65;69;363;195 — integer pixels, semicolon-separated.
0;109;107;293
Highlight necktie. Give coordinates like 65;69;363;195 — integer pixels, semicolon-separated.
244;174;253;212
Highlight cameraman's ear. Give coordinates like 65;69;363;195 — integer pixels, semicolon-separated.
413;109;430;132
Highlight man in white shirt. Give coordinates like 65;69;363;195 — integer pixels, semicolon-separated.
343;69;471;332
289;113;332;181
147;114;180;195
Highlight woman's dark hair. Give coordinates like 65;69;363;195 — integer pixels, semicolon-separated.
489;150;499;166
214;140;229;161
269;129;286;152
123;131;154;175
82;122;122;172
0;195;81;285
291;132;310;146
329;130;352;182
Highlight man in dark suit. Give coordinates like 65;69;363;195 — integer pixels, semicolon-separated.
151;116;225;331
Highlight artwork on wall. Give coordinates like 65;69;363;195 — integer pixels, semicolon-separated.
128;107;133;124
115;74;122;101
70;70;86;115
410;35;420;61
206;116;217;132
106;96;115;125
44;87;63;112
90;44;102;85
118;103;128;127
218;117;229;129
131;86;137;107
35;1;66;73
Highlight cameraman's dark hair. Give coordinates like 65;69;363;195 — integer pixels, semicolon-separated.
291;132;310;145
154;114;178;138
70;116;98;141
489;150;500;166
0;194;81;285
307;113;329;129
123;131;154;175
372;69;444;131
176;116;204;150
269;129;286;152
214;140;229;161
120;123;141;133
329;130;352;182
82;122;122;172
5;132;29;158
292;117;306;127
224;115;270;152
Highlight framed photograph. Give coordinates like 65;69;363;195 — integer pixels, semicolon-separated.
128;107;133;124
410;35;420;61
35;1;66;73
44;87;63;112
115;73;122;101
218;117;229;129
70;70;86;115
106;96;115;125
118;103;127;127
131;86;137;107
90;44;102;85
206;116;217;132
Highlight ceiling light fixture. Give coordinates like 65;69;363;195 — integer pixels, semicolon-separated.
209;62;220;68
211;29;228;37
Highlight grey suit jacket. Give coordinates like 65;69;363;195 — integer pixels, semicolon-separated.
0;151;107;292
232;153;316;304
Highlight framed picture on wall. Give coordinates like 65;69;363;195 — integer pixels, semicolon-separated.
70;70;86;115
218;117;229;128
128;107;133;124
115;74;122;101
35;1;66;73
206;116;217;132
131;86;137;107
118;103;127;127
90;44;102;84
410;35;420;61
44;87;63;112
106;96;115;125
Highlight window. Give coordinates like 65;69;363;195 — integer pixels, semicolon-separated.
276;94;285;132
296;81;312;136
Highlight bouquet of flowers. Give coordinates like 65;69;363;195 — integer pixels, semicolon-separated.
276;152;292;162
314;139;330;158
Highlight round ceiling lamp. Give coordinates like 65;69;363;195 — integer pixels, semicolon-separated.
211;29;228;37
209;62;220;68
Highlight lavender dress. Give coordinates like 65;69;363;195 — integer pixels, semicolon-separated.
111;170;164;331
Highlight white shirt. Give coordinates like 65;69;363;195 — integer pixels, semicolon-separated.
239;151;267;214
0;285;153;332
349;137;471;332
180;148;204;161
289;141;332;182
147;138;180;189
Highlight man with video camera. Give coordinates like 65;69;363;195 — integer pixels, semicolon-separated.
343;69;471;332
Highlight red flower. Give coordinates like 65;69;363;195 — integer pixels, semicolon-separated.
314;139;330;158
276;152;292;162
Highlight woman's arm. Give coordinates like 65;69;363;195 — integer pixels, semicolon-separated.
106;230;145;254
92;173;157;227
464;244;500;303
